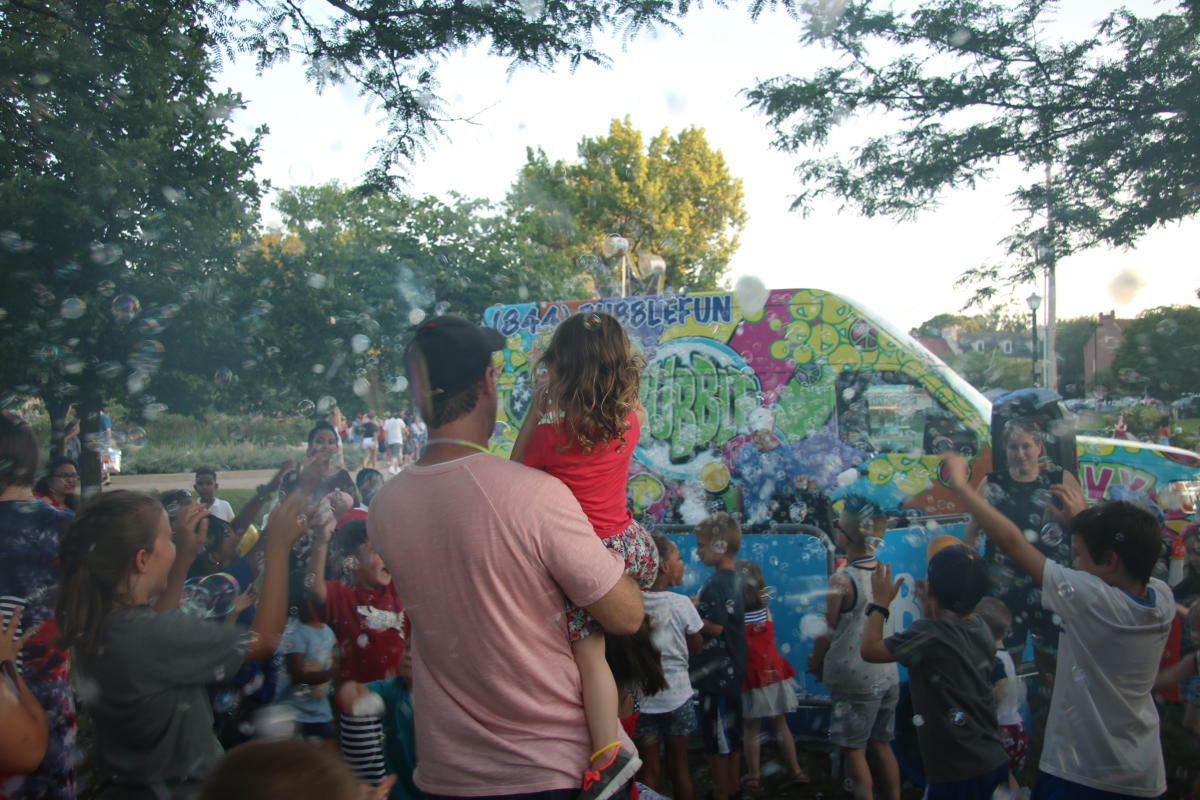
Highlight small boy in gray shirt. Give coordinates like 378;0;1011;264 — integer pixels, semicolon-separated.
861;544;1008;799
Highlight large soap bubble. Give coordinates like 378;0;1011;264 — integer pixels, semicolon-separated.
181;572;241;618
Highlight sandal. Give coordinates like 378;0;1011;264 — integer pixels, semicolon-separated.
789;770;811;785
739;776;763;793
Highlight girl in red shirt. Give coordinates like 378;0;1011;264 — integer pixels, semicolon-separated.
512;310;661;799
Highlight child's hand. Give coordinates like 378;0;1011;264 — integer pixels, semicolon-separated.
1046;482;1087;523
0;606;32;664
326;489;353;520
941;453;969;490
870;562;904;607
362;776;398;800
232;585;258;614
172;504;210;557
266;491;316;548
268;460;295;492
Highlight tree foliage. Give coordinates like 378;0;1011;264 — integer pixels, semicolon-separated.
1110;305;1200;399
508;116;747;292
744;0;1200;305
0;0;263;481
213;182;581;415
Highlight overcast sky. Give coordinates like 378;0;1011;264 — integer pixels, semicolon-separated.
217;0;1195;333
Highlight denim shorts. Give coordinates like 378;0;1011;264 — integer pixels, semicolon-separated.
634;700;697;739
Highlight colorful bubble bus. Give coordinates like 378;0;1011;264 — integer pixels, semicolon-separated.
483;288;1200;749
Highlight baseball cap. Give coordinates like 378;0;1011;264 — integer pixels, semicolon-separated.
405;315;506;401
926;544;989;615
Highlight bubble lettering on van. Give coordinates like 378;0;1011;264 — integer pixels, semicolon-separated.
637;337;759;477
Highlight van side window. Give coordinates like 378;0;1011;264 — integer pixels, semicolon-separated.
836;371;962;455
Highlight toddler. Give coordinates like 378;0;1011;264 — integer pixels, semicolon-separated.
690;513;746;800
736;558;808;791
633;535;703;800
862;545;1009;799
975;596;1027;792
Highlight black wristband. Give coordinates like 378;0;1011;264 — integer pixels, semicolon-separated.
865;603;890;620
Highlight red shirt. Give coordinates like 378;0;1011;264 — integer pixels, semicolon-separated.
319;581;407;683
523;412;638;538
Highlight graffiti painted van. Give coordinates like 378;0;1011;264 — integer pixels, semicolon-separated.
482;288;1200;707
484;288;1200;520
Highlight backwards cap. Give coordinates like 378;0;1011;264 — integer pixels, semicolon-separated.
405;315;506;407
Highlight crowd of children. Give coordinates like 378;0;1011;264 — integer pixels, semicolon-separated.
4;307;1200;800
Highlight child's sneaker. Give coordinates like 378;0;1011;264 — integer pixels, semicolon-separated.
579;742;641;800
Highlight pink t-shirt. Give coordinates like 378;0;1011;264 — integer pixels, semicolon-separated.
523;412;639;538
367;453;629;796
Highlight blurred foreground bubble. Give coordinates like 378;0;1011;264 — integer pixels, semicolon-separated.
181;572;240;618
734;275;769;316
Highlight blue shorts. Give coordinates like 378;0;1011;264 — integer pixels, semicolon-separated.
634;700;697;739
926;763;1007;800
698;692;742;755
1032;772;1162;800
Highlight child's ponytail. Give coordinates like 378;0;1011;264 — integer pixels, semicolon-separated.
56;491;164;656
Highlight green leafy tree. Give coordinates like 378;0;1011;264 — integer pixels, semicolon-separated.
1110;306;1200;399
948;350;1032;393
224;182;580;414
507;117;748;292
222;0;692;184
911;306;1028;338
744;0;1200;303
0;0;263;486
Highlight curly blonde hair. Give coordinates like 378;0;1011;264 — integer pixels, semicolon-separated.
538;311;644;454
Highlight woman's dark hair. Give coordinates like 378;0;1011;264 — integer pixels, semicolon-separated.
306;421;338;446
57;491;165;656
1070;500;1162;585
34;456;79;510
0;411;40;488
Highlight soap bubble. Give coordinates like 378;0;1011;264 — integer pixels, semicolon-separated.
60;297;86;319
126;426;147;448
799;614;828;640
96;280;116;297
1109;268;1145;304
734;275;769;316
111;294;140;323
912;714;925;727
36;344;62;363
948;708;966;726
181;572;241;618
408;308;426;325
583;313;603;331
307;273;327;289
54;260;82;281
1040;523;1064;548
353;376;370;397
836;468;859;487
351;334;371;353
89;242;122;265
316;396;338;414
252;705;299;740
297;399;316;415
213;368;234;387
143;402;168;421
33;284;55;306
350;691;385;717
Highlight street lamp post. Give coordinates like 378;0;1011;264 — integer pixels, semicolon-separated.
1027;292;1042;386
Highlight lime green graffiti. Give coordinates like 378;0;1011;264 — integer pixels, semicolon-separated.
641;352;760;461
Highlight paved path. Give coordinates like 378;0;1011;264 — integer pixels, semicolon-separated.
109;469;282;493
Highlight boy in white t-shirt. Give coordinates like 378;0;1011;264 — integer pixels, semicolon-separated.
944;454;1173;800
634;535;703;800
975;597;1027;794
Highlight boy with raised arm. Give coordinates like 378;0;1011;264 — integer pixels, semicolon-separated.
942;453;1173;800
